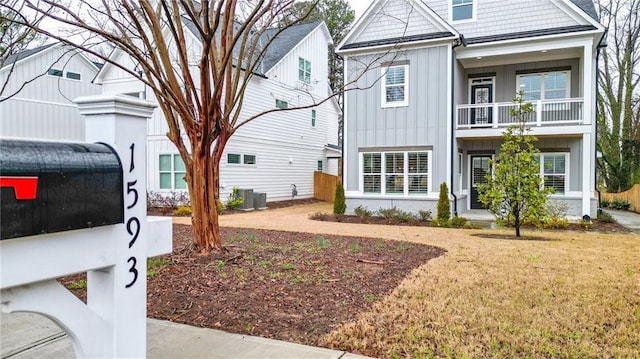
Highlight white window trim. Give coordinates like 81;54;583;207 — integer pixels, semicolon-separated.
381;64;409;108
298;57;311;84
227;153;242;165
311;109;317;128
227;153;257;167
242;154;257;166
359;150;432;197
158;153;186;191
516;70;571;101
47;68;83;82
539;152;569;195
450;0;476;23
468;77;496;104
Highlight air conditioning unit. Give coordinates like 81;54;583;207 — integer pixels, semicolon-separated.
253;192;267;210
237;189;254;211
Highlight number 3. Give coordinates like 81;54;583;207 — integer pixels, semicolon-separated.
125;256;138;288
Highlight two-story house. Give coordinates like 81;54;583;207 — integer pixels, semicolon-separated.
337;0;605;218
95;20;341;202
0;42;102;140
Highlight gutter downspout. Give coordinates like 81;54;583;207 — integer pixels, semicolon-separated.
595;37;607;215
450;37;465;217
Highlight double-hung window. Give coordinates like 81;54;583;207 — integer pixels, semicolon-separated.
298;57;311;84
381;64;408;107
362;150;431;195
159;154;187;190
536;153;567;194
518;71;570;101
452;0;474;22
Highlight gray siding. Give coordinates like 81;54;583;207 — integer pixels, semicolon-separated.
462;58;581;103
345;45;449;192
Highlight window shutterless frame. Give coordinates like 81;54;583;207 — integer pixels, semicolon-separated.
381;64;409;108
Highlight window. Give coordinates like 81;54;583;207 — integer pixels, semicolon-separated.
159;154;186;190
228;153;241;164
381;65;408;107
243;154;256;165
275;99;288;109
362;150;431;195
539;153;567;194
311;109;317;127
48;68;63;77
518;71;570;101
298;57;311;83
363;153;382;194
317;160;324;171
452;0;474;21
66;71;81;81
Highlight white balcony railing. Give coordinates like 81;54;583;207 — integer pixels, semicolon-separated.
456;98;584;129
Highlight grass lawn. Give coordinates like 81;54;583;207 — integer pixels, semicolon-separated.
320;229;640;358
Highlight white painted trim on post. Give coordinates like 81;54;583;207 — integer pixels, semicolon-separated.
582;133;592;217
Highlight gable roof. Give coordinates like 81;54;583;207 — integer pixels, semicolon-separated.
1;42;58;70
570;0;599;20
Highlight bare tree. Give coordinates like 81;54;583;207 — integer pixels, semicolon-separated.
7;0;406;253
597;0;640;191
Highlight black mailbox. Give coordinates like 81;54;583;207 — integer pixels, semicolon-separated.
0;139;124;240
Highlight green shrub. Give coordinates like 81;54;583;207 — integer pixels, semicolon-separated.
418;210;432;221
543;216;569;229
225;186;244;210
579;219;593;230
600;198;610;208
437;182;451;223
545;200;569;218
611;198;631;210
597;211;615;223
217;200;225;214
173;206;192;216
393;209;417;223
354;205;372;219
377;207;399;220
333;182;346;215
463;222;484;229
450;216;468;228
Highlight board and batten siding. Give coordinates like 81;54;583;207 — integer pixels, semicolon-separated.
428;0;582;39
0;45;101;141
345;45;449;193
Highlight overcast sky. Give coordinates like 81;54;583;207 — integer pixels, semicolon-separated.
347;0;372;19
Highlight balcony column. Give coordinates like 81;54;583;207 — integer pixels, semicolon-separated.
582;133;592;217
582;41;594;125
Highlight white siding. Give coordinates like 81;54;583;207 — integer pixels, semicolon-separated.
0;45;101;141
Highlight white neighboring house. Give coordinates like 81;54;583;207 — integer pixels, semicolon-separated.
95;20;341;202
0;42;102;141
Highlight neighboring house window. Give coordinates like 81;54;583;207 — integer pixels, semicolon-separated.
228;153;256;165
311;109;317;127
362;150;431;195
243;154;256;165
518;71;570;101
66;71;81;81
317;160;323;171
452;0;474;21
381;65;409;107
48;68;63;77
228;153;241;164
159;154;186;190
539;153;567;194
298;57;311;83
275;99;288;109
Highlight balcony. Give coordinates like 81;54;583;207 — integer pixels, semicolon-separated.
456;98;584;130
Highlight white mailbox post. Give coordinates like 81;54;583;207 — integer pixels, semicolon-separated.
0;94;173;358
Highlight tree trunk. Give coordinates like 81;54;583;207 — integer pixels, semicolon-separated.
189;146;222;252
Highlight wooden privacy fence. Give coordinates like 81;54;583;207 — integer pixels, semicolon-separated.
600;184;640;213
314;171;341;203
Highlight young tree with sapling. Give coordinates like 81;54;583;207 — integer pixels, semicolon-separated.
477;91;554;237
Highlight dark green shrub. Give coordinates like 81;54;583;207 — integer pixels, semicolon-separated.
393;209;417;223
611;198;631;210
437;182;451;223
354;205;372;219
333;182;346;214
377;207;399;220
600;198;610;208
450;216;468;228
597;211;615;223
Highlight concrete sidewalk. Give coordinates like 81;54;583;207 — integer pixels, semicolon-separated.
1;312;369;359
606;209;640;234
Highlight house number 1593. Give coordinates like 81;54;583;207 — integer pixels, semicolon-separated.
125;143;139;289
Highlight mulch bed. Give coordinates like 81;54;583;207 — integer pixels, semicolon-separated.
148;198;320;216
59;225;445;346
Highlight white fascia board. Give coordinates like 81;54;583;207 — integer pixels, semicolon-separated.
337;0;387;50
455;125;592;139
93;47;122;84
337;36;457;56
556;0;605;31
456;33;598;59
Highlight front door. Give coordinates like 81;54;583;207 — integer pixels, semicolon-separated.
470;155;491;209
470;84;493;125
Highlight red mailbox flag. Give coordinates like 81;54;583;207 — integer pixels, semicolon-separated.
0;177;38;200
